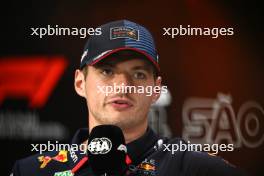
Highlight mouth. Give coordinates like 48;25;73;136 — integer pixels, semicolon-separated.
108;98;133;110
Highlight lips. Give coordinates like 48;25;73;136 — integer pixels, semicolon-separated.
108;98;133;110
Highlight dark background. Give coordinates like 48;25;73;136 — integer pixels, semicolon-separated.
0;0;263;175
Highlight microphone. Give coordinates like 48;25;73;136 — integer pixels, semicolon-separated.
87;125;129;176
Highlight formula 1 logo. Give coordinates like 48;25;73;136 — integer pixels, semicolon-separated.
0;56;67;108
88;137;112;154
182;93;264;148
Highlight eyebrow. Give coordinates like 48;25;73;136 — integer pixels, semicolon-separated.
131;65;153;72
94;62;114;68
95;60;153;72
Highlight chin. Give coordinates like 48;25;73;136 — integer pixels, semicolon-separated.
104;117;135;128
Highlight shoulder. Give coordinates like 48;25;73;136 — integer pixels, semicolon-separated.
182;151;242;176
11;150;70;176
159;137;246;176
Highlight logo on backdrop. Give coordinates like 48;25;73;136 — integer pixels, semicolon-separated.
182;93;264;148
0;56;68;140
0;56;67;108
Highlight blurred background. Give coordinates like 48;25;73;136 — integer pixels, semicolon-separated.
0;0;263;175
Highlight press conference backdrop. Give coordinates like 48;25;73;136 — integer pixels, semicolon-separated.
1;1;263;176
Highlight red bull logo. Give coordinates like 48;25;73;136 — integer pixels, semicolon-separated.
138;163;156;171
38;150;68;168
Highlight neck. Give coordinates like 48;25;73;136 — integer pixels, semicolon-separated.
122;122;147;143
88;116;148;144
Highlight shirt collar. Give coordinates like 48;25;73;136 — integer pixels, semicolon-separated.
69;127;159;169
126;127;159;165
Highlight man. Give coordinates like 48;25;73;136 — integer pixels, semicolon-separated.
11;20;245;176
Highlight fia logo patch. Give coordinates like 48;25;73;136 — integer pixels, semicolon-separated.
110;26;139;41
88;137;112;154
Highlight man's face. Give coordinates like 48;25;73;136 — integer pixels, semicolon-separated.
75;54;161;131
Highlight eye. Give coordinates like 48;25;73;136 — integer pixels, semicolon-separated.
101;68;113;76
134;71;146;79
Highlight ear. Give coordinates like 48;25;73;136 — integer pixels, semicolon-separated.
74;69;86;98
151;76;162;104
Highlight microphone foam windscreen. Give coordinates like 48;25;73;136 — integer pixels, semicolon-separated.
87;125;128;175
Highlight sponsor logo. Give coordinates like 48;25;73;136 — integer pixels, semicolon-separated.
136;159;156;176
88;137;112;154
69;148;78;163
0;57;67;108
110;26;139;41
53;170;73;176
182;93;264;148
38;150;68;168
117;144;127;153
138;163;155;171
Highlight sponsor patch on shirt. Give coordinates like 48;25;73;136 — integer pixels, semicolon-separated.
53;170;73;176
38;150;68;168
137;159;156;176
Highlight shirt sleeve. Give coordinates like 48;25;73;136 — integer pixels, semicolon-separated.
11;161;21;176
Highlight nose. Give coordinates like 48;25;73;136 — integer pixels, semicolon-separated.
112;73;133;95
114;73;132;87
